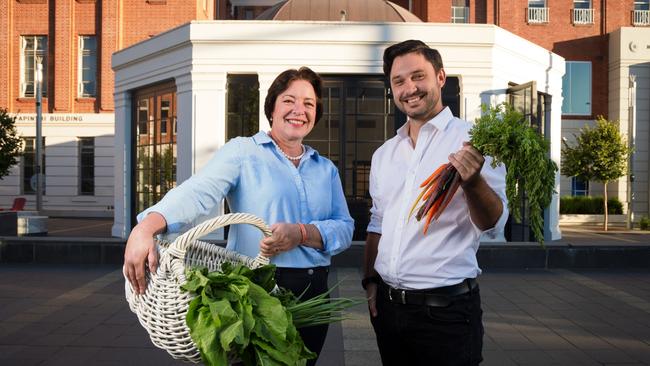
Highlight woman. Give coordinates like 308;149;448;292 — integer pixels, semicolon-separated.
124;67;354;365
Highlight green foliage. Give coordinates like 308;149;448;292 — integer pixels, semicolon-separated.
0;109;23;180
470;103;557;245
182;263;315;366
639;216;650;230
559;196;623;215
561;116;631;184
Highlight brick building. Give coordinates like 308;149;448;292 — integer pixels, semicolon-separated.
3;0;649;232
0;0;217;215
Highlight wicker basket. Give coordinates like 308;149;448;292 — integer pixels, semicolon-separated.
124;212;272;363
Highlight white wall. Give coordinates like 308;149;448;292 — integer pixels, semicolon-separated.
0;113;114;216
609;27;650;219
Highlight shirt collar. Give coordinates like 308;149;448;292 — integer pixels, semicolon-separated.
252;130;318;159
395;106;454;139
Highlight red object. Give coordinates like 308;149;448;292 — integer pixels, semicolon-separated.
0;197;26;211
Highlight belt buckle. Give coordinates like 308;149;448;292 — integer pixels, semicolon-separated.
388;288;407;304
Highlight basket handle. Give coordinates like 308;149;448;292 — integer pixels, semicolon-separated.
164;212;272;269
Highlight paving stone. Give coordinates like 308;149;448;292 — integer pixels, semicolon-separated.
2;264;650;365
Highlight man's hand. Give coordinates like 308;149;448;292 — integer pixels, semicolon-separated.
259;223;301;257
448;141;485;188
366;282;378;317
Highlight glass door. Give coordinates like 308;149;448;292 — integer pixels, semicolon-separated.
132;83;177;225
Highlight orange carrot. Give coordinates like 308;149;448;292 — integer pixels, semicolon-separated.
433;174;461;221
422;200;437;234
420;163;448;188
408;178;436;220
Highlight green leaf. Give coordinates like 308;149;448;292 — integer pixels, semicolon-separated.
470;103;558;245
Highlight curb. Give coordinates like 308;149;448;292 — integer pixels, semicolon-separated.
2;237;650;269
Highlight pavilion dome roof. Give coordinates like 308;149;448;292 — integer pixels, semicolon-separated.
256;0;422;22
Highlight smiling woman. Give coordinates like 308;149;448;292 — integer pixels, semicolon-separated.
124;67;354;366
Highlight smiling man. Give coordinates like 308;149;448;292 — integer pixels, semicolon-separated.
362;40;508;365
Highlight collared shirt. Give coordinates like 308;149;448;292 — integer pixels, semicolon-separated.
368;107;508;290
138;131;354;268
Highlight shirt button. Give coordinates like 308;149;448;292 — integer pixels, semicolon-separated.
307;269;314;275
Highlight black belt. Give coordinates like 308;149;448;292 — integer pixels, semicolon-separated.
379;278;478;307
275;266;329;276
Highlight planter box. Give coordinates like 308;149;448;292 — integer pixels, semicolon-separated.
560;214;626;224
0;212;18;236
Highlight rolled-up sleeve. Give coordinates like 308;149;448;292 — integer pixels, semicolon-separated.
137;139;242;233
311;168;354;256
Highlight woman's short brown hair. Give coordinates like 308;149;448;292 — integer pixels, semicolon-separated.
264;67;323;125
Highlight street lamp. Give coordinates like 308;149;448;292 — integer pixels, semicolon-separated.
35;58;44;213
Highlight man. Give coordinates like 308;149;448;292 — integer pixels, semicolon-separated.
363;40;508;365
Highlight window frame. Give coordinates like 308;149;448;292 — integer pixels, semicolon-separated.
78;35;97;98
571;177;589;196
451;0;469;23
20;35;48;98
562;61;592;116
635;0;650;11
78;137;95;196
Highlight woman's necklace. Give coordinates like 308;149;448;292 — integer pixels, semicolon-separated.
269;135;305;161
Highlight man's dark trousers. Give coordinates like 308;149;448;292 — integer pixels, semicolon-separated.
370;282;484;366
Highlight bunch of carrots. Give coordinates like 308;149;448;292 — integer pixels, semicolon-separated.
408;162;462;234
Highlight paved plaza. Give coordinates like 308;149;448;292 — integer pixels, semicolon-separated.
1;264;649;366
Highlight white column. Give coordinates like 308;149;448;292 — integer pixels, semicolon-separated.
548;82;563;241
258;72;276;133
175;71;228;238
112;91;131;238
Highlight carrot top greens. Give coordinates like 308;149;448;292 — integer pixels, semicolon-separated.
469;103;557;245
409;103;557;246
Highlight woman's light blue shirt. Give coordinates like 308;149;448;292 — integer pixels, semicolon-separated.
138;131;354;268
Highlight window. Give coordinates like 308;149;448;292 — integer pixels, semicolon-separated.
78;36;97;97
633;0;650;25
527;0;549;23
22;137;46;195
21;36;48;98
79;137;95;195
138;99;149;135
571;177;589;196
226;75;259;140
574;0;591;9
133;84;177;220
562;62;591;115
573;0;593;24
451;0;469;23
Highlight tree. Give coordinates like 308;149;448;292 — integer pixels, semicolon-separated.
0;108;22;180
561;116;631;231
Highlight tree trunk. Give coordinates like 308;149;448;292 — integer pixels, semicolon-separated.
603;181;608;231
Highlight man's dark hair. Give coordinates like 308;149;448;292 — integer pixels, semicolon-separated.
264;67;323;125
383;40;444;77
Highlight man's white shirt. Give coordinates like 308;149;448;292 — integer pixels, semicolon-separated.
368;107;508;290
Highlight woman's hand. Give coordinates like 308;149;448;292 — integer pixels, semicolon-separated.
259;223;302;257
123;212;167;294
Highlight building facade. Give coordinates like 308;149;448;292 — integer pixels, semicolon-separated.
111;20;565;241
408;0;650;220
0;0;215;215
